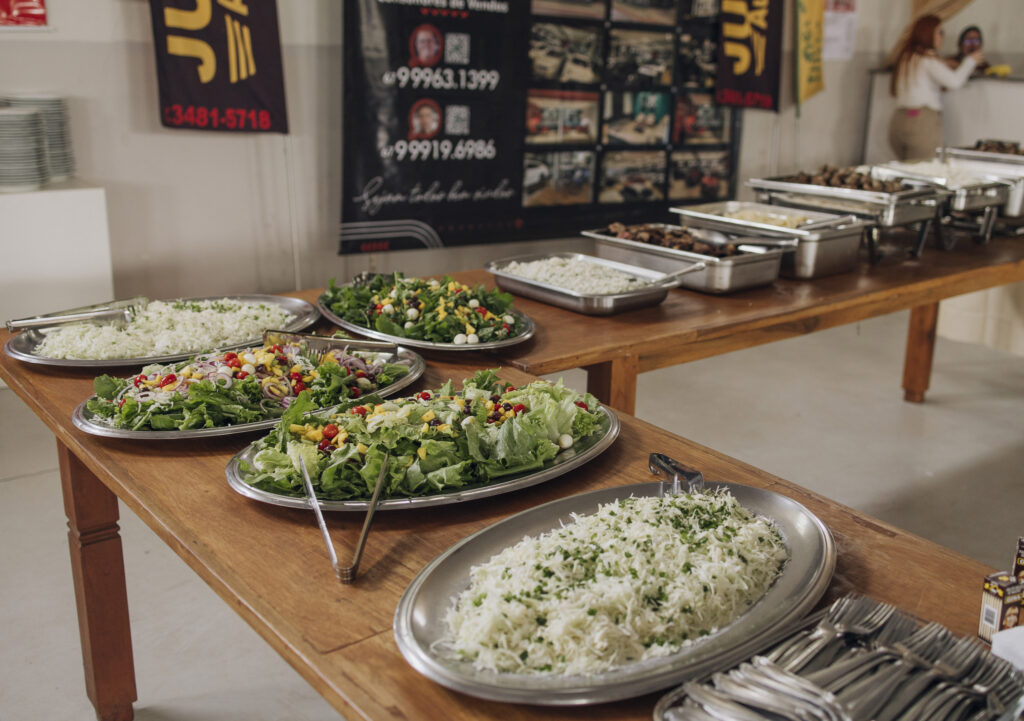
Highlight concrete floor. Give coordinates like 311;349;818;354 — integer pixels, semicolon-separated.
2;310;1022;719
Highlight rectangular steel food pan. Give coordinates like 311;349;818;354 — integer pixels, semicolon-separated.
936;154;1024;217
582;225;786;294
485;252;705;316
746;170;948;226
941;145;1024;168
671;201;868;279
874;163;1011;213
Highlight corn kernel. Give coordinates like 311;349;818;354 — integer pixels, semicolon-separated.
356;443;368;454
305;429;323;442
438;424;451;432
289;424;306;434
421;410;435;422
417;446;427;460
421;422;429;434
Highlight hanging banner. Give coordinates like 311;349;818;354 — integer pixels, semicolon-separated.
715;0;784;110
148;0;288;132
0;0;47;26
340;0;743;254
796;0;825;104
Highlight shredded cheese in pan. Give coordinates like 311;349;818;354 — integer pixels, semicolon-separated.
35;299;294;360
443;491;787;675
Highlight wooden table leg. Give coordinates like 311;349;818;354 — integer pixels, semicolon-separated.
902;302;939;403
58;441;137;721
584;355;638;415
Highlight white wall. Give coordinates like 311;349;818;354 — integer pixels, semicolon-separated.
0;0;1018;300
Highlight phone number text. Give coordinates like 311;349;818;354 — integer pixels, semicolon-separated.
163;104;272;130
381;67;500;91
380;139;496;162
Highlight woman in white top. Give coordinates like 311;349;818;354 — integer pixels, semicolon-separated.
888;15;984;161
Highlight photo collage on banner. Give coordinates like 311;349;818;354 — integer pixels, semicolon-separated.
521;0;741;213
340;1;741;254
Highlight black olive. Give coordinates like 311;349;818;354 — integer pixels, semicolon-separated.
429;418;442;426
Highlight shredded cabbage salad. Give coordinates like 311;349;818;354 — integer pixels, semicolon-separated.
35;298;294;360
442;490;787;675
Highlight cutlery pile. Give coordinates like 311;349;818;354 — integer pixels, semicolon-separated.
657;595;1024;721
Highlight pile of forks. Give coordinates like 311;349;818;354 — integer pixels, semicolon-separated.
656;595;1024;721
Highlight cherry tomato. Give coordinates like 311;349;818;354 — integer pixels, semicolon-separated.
318;439;333;453
276;355;288;365
118;398;126;408
352;405;367;416
267;345;282;354
513;403;526;414
225;357;242;369
292;380;307;392
322;424;339;440
235;371;249;380
133;374;146;388
574;400;589;411
355;370;367;378
350;388;362;398
159;374;177;387
289;371;303;380
505;384;516;391
417;391;431;400
223;352;238;361
475;306;487;316
502;323;511;333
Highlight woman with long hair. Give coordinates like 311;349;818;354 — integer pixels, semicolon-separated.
888;15;983;161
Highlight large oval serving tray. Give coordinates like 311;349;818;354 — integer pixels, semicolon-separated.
5;294;320;368
226;406;619;510
71;347;425;439
393;479;835;705
317;291;535;352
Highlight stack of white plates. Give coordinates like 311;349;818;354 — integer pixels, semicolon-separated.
0;94;74;182
0;107;49;193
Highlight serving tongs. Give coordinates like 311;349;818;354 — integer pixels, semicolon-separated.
6;296;148;333
262;329;398;363
299;453;390;584
649;452;705;494
691;227;800;250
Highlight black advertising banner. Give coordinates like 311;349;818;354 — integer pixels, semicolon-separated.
149;0;288;132
340;0;743;255
714;0;783;110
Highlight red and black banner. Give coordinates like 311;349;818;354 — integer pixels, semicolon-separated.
714;0;784;111
148;0;288;132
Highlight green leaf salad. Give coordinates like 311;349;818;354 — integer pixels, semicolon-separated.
239;370;607;501
322;273;523;345
85;342;411;432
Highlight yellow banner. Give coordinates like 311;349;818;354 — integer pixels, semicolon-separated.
796;0;825;103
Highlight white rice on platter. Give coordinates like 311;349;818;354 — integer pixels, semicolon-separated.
500;257;651;295
442;490;788;675
34;298;295;360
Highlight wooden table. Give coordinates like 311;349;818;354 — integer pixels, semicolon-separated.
357;235;1024;414
0;341;993;721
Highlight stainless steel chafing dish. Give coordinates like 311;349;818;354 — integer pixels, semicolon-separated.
941;142;1024;168
937;148;1024;218
874;161;1010;213
874;161;1012;243
746;167;949;227
582;224;790;294
671;202;869;279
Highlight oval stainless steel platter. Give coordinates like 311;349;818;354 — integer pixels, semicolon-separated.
4;294;320;368
71;347;425;440
317;292;535;352
225;406;619;510
393;479;835;705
